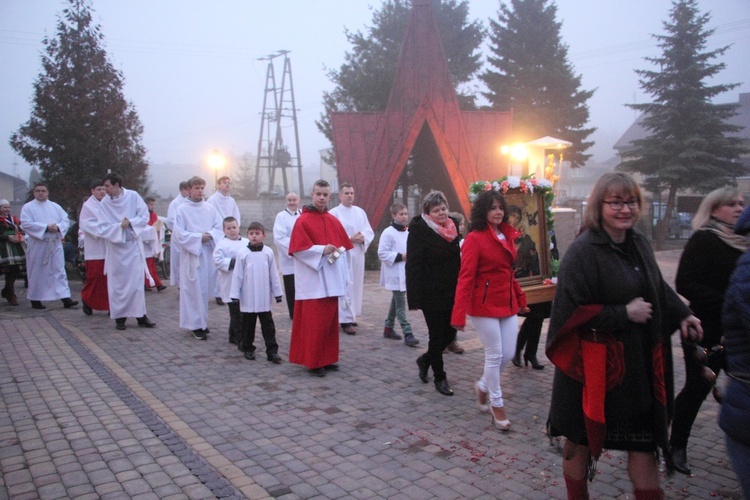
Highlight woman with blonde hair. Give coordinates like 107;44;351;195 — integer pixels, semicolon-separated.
670;186;747;475
545;172;702;499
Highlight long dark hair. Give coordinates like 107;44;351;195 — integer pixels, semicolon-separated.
469;190;508;233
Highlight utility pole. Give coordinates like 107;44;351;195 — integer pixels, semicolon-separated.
254;51;304;196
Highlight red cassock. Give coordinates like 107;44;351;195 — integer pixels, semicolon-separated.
288;207;353;369
144;211;163;288
81;259;109;310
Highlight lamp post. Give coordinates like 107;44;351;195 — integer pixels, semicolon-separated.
207;149;226;190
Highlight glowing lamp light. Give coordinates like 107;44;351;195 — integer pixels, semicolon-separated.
510;144;528;162
207;149;226;186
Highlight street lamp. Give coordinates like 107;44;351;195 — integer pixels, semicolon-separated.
207;149;226;189
500;143;529;176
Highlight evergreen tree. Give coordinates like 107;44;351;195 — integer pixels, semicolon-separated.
619;0;747;248
481;0;595;168
233;153;257;200
10;0;149;215
317;0;484;153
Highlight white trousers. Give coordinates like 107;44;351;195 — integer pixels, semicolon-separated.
471;315;519;408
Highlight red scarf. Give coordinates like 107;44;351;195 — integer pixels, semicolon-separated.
422;213;458;242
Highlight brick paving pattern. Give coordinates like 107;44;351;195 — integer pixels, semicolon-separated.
0;249;742;499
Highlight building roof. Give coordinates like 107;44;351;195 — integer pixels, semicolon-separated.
613;92;750;155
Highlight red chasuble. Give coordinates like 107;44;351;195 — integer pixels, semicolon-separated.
288;207;353;369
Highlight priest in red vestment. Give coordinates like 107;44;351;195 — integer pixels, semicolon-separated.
288;179;353;376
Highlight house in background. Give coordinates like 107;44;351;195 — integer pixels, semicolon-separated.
0;170;28;202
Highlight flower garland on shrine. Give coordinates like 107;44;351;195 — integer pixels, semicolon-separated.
469;175;555;231
469;175;559;279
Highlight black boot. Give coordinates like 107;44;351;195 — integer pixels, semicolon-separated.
524;355;545;370
416;355;429;383
31;300;46;310
671;446;691;475
434;379;454;396
115;318;127;331
137;316;156;328
62;298;78;309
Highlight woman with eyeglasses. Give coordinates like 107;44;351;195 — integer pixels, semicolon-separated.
669;186;747;475
545;172;702;499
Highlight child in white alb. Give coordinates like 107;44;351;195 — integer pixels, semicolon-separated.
212;217;247;347
230;222;284;363
378;202;419;347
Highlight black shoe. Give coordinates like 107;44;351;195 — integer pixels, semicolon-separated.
310;367;326;377
82;302;93;316
244;351;256;360
416;356;429;383
156;285;167;292
137;316;156;328
671;446;691;475
31;300;46;309
511;352;522;367
268;354;282;364
215;297;225;305
62;298;78;309
324;363;339;371
434;379;454;396
341;323;356;335
524;356;544;370
192;329;207;340
115;318;126;331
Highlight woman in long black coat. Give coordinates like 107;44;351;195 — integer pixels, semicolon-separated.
406;191;461;396
545;172;701;500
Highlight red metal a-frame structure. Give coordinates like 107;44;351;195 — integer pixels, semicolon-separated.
331;0;513;227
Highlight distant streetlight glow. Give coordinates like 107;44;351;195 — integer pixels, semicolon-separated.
207;149;226;187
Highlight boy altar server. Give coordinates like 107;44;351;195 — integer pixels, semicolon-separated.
174;176;223;340
98;172;155;330
288;180;353;377
378;202;419;347
230;222;283;364
79;179;109;315
207;176;241;304
213;216;247;346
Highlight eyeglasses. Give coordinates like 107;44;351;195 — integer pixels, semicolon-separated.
603;198;639;211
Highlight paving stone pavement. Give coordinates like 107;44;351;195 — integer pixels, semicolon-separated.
0;249;742;499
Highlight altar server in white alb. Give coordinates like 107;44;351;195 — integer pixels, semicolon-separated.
272;192;300;318
330;182;374;335
230;221;283;364
174;176;224;340
98;172;156;331
213;216;247;346
207;175;241;305
166;180;189;286
78;179;109;315
20;182;78;310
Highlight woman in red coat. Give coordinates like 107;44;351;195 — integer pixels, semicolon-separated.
451;189;528;430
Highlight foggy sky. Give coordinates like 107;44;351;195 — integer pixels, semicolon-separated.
1;0;748;197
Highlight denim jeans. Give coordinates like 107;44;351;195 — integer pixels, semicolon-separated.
384;290;412;334
725;434;750;499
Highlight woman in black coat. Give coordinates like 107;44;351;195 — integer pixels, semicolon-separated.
545;172;701;500
670;187;747;475
406;191;461;396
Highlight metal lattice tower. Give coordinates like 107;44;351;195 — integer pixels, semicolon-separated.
254;51;304;196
